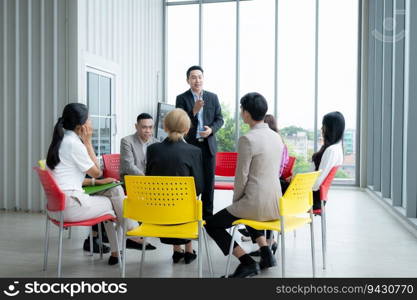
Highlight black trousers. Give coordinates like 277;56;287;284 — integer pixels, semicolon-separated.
205;209;265;256
193;140;215;219
313;190;322;210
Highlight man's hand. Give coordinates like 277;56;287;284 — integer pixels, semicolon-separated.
199;126;212;138
192;99;204;116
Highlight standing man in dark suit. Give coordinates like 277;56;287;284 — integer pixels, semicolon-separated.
176;65;224;219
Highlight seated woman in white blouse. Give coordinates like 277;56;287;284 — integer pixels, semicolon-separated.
311;111;345;210
46;103;150;265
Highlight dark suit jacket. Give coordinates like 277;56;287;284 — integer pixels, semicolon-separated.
145;138;204;196
175;89;224;156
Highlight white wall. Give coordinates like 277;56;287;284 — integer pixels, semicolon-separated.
0;0;70;211
0;0;164;211
76;0;164;150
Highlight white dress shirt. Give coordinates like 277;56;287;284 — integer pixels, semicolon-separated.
313;141;344;191
51;130;94;205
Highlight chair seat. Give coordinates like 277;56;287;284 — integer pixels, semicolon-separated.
49;214;116;228
126;221;200;239
232;216;312;233
214;182;234;190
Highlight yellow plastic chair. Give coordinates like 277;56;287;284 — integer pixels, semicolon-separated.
225;171;321;278
122;175;213;278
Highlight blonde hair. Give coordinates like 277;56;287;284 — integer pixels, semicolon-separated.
164;108;191;142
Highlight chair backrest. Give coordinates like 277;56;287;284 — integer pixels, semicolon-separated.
33;166;66;212
279;171;321;216
124;175;201;225
215;152;238;177
102;154;121;181
38;159;46;170
320;166;339;202
281;156;296;179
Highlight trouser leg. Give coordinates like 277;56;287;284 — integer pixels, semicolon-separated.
204;209;240;256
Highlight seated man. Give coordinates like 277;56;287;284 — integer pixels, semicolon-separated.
84;112;160;254
120;113;159;179
118;112;159;251
205;92;284;278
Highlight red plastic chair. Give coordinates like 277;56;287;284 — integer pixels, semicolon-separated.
281;156;296;179
34;166;119;277
214;152;238;190
312;166;339;270
102;154;121;181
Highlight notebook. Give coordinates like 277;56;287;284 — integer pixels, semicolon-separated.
83;182;123;195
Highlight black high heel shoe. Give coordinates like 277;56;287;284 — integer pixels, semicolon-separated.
172;250;185;263
108;255;119;265
184;250;197;264
249;242;278;257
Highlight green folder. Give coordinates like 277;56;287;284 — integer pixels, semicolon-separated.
83;182;123;195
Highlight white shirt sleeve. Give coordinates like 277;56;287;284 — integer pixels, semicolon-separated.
70;141;95;173
312;146;340;191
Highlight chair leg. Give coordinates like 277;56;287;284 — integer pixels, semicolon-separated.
98;223;103;260
122;225;127;278
139;237;147;277
57;215;64;278
280;217;285;278
310;211;316;278
112;222;122;275
68;227;72;239
280;232;285;278
43;215;50;271
202;228;214;278
225;226;237;278
321;200;327;270
198;226;203;278
275;231;280;256
89;228;94;256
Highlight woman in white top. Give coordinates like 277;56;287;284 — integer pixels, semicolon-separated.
46;103;149;265
311;111;345;210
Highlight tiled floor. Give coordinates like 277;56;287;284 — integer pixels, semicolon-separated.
1;187;417;278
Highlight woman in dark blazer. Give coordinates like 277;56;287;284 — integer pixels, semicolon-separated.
146;108;204;265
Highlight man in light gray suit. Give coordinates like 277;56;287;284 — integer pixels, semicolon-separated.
120;113;159;180
205;92;284;278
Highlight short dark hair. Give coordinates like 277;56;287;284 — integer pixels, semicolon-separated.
240;92;268;121
137;113;153;123
186;65;204;79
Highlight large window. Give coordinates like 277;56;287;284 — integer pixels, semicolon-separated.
202;2;236;151
240;0;275;137
277;0;316;175
317;0;358;180
165;0;359;182
87;71;115;157
166;4;199;104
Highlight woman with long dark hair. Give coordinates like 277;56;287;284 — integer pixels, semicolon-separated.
264;114;289;177
311;111;345;209
46;103;150;265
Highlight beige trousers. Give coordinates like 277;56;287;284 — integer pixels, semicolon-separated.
48;186;138;252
